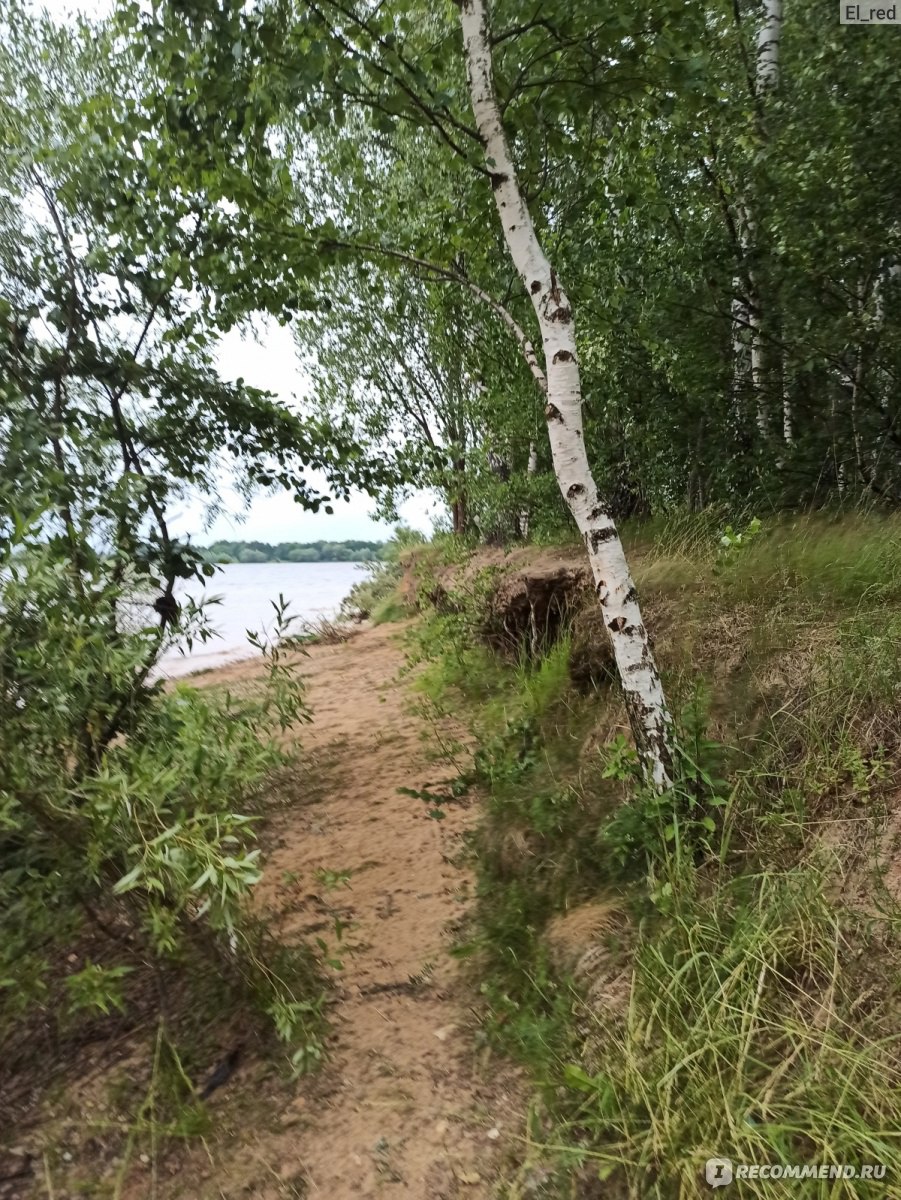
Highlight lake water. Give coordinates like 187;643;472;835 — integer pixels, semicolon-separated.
159;561;367;677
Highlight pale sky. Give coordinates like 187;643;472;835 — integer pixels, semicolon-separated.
29;0;438;546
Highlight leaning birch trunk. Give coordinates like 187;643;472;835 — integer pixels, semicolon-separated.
459;0;673;788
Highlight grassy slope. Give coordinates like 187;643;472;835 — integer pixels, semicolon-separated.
405;513;901;1199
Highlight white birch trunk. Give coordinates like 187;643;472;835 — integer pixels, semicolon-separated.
748;0;790;445
750;309;767;438
734;201;769;440
781;381;794;445
873;258;901;333
756;0;782;90
459;0;673;788
859;258;898;484
758;0;790;446
519;440;538;539
731;282;749;419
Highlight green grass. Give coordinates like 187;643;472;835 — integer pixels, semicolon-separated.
630;510;901;612
548;864;901;1198
370;590;408;624
409;510;901;1199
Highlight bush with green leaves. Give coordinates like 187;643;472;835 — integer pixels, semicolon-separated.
0;530;323;1072
598;686;730;895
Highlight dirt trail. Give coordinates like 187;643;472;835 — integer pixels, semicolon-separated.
208;622;525;1198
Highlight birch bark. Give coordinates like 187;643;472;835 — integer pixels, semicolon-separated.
757;0;792;445
518;440;538;540
459;0;673;788
756;0;782;89
741;0;792;445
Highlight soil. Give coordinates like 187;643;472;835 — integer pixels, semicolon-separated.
210;621;527;1198
2;622;526;1200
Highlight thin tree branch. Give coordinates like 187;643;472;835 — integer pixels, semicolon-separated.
319;238;548;395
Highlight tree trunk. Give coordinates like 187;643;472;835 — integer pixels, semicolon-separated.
459;0;673;788
734;202;769;440
451;455;467;535
731;281;750;419
756;0;782;89
739;0;791;447
518;440;537;539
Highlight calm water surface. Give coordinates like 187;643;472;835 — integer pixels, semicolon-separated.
159;561;365;677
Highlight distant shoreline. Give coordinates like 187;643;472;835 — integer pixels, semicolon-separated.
199;539;386;566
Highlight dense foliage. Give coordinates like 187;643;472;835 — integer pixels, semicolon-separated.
0;537;322;1062
0;1;353;1080
107;0;901;528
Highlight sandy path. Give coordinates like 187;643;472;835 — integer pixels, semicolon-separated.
208;623;524;1198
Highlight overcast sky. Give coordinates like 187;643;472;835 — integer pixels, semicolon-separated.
167;321;436;544
30;0;437;545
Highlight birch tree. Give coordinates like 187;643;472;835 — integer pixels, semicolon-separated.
124;0;901;523
732;0;787;446
458;0;673;788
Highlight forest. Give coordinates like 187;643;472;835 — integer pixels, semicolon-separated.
202;539;387;562
2;0;901;1195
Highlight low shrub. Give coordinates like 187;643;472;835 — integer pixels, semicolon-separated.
0;538;325;1098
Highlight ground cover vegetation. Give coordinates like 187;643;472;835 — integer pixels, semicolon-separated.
402;513;901;1197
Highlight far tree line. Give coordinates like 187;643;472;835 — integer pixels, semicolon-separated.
202;539;388;564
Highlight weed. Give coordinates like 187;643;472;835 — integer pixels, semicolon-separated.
314;867;354;892
546;864;901;1198
340;524;427;622
598;685;731;892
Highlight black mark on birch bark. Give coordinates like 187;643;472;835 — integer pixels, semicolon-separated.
553;349;574;364
589;527;616;551
545;403;562;421
566;482;586;499
608;616;628;632
490;172;508;190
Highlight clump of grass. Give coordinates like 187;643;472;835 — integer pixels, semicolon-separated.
282;615;352;645
551;863;901;1197
340;524;426;621
624;511;901;624
624;506;735;565
370;592;408;624
718;512;901;609
517;637;575;721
